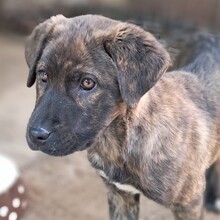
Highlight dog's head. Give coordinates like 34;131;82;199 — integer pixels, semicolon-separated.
25;14;170;156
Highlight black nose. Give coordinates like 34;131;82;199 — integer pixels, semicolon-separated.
29;127;51;143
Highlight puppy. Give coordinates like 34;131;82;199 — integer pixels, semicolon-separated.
25;15;220;220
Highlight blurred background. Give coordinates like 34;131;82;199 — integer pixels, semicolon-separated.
0;0;220;219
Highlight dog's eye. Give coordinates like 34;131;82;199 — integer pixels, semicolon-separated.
80;78;96;90
39;71;47;83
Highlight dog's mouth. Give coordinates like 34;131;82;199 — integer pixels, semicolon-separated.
26;128;95;156
42;140;94;156
40;145;76;157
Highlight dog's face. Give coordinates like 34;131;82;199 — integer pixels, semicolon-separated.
25;15;170;156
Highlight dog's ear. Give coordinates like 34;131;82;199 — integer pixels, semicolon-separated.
104;23;171;108
25;15;66;87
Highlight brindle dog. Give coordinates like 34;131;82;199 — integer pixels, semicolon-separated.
25;15;220;220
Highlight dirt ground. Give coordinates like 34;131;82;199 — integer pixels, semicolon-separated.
0;32;219;220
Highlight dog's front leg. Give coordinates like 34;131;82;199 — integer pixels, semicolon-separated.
172;194;204;220
107;184;140;220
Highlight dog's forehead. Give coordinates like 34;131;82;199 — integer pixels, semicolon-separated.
39;16;118;80
39;38;88;73
55;14;118;43
42;15;119;61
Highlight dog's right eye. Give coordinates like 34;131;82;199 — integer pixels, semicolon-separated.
38;70;47;83
80;78;96;91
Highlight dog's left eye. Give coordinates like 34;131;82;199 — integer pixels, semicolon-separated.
80;78;96;90
39;71;47;83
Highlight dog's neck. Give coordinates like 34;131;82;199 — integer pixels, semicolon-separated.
87;113;128;169
87;110;145;186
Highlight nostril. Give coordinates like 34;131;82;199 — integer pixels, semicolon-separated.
30;127;51;142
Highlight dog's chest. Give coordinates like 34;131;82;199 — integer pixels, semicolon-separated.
98;169;140;194
87;152;140;194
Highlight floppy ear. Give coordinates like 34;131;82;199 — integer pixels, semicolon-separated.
104;23;171;108
25;15;66;87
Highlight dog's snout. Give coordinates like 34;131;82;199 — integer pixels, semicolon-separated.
29;127;51;143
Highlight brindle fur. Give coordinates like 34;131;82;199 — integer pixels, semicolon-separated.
25;15;220;220
107;183;140;220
